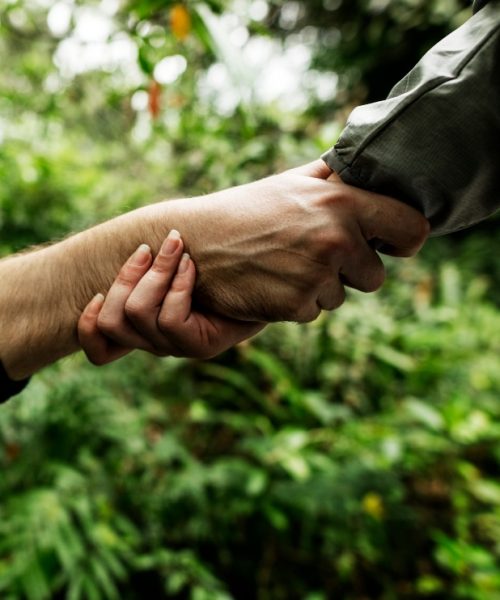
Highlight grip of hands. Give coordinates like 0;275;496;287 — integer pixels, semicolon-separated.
189;159;429;323
78;160;429;364
78;231;264;365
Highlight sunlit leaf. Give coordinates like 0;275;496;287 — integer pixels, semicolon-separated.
170;4;192;41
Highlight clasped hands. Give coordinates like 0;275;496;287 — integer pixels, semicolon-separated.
78;160;429;365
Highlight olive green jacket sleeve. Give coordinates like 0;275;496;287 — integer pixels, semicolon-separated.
0;361;30;403
322;0;500;236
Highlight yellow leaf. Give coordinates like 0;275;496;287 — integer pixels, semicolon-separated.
362;492;384;520
170;4;191;41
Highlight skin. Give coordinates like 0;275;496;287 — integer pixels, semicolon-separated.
172;162;429;322
78;232;265;365
0;160;429;380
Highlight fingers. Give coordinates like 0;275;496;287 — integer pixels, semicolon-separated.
81;230;263;364
157;253;195;329
96;243;156;350
350;188;430;257
290;159;425;252
78;293;132;365
337;224;387;293
196;316;266;356
315;223;384;312
316;282;346;312
323;178;389;301
327;169;430;257
157;255;265;357
124;231;184;345
86;231;184;358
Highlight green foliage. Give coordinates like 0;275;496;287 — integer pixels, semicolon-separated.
264;0;473;104
1;0;499;598
2;264;500;599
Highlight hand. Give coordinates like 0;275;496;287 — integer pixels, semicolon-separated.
77;231;265;365
165;160;429;322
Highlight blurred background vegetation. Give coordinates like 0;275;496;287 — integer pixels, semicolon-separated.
1;0;500;598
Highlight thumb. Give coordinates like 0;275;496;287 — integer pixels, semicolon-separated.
350;188;430;257
287;159;333;179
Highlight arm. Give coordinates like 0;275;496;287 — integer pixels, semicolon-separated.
0;201;178;380
0;160;428;380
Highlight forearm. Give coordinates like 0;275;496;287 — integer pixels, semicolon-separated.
0;201;181;379
0;162;429;380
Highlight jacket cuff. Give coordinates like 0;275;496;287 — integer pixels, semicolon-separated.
0;361;31;403
322;1;500;236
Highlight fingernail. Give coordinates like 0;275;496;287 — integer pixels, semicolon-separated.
161;230;181;255
88;293;104;314
178;253;190;274
131;244;151;265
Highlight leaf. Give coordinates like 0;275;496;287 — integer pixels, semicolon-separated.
245;469;268;496
416;575;444;594
193;4;255;116
403;398;445;431
469;479;500;506
89;556;119;600
170;4;192;41
67;572;84;600
373;344;416;372
264;505;289;531
137;45;154;75
148;80;162;120
302;392;351;425
20;556;51;600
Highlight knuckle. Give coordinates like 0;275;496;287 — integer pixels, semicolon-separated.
116;264;140;287
124;298;146;321
316;268;335;289
96;313;117;336
311;231;336;257
170;277;187;293
329;229;357;256
329;286;346;310
157;312;176;333
285;296;322;323
346;260;385;293
151;252;175;273
328;187;356;210
297;304;322;323
365;264;386;292
321;288;346;311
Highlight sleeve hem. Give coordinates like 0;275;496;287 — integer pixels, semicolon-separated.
0;361;31;403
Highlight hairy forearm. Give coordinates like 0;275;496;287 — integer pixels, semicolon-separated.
0;201;180;379
0;162;429;381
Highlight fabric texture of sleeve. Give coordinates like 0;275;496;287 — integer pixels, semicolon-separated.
322;0;500;236
0;361;30;404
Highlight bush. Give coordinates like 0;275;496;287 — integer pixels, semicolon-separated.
2;258;500;599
